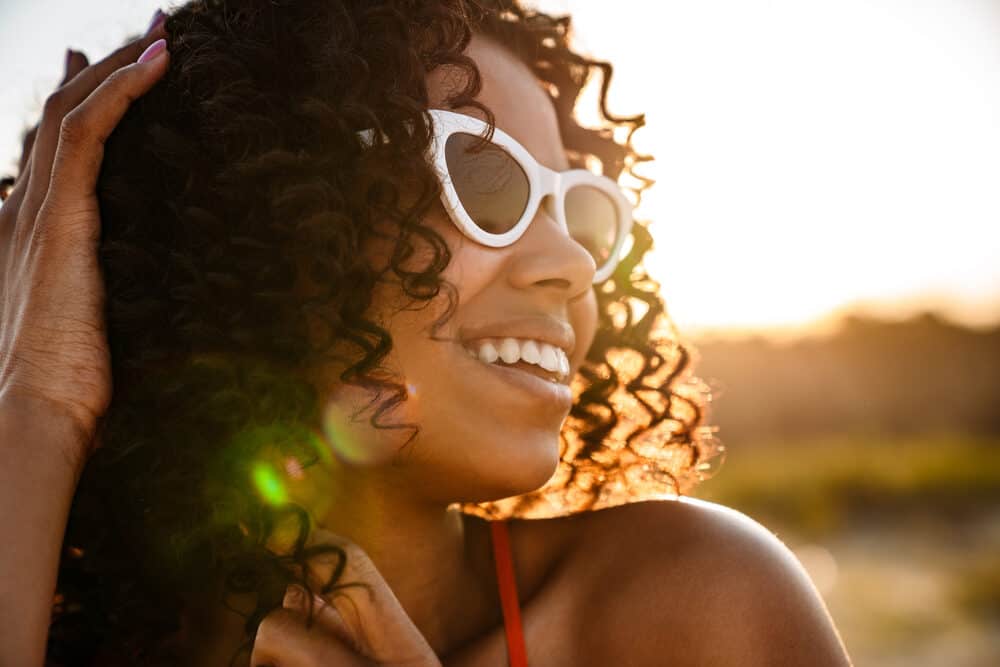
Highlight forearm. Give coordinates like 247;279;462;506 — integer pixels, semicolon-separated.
0;392;88;667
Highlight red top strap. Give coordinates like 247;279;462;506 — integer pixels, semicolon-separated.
489;519;529;667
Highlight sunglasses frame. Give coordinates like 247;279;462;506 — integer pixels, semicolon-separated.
362;109;634;284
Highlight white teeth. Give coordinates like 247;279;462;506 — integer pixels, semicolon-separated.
478;340;499;363
469;337;571;381
538;343;559;372
520;340;541;365
498;338;521;364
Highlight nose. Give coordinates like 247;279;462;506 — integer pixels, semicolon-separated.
505;194;596;297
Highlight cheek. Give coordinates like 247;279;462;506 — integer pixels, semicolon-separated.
569;288;599;371
313;348;416;467
432;212;506;296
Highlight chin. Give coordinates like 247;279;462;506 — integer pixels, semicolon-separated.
451;430;562;504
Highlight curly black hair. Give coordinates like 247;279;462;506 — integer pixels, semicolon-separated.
10;0;722;663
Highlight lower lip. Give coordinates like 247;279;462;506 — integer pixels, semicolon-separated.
458;346;573;411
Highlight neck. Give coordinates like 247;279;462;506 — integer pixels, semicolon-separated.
180;458;504;666
314;459;498;655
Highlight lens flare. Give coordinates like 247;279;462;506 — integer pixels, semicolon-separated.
322;401;366;464
251;461;288;505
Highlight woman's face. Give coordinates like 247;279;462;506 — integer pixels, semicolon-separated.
320;34;599;505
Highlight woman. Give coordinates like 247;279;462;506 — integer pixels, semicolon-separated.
0;1;852;665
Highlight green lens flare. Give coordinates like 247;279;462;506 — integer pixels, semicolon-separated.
251;462;288;505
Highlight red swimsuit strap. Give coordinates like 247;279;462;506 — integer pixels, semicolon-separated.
489;519;529;667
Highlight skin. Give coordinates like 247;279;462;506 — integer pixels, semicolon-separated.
0;17;853;667
191;32;601;665
313;30;601;644
0;22;169;665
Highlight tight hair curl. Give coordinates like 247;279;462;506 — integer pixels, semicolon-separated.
14;0;722;663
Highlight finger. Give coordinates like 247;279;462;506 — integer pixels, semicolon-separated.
251;607;373;667
16;125;37;178
301;529;432;663
301;535;382;658
13;51;89;191
38;42;169;229
62;49;90;85
2;151;30;223
283;584;361;653
1;150;31;255
0;172;17;252
22;25;166;223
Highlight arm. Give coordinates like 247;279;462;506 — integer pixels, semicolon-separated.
0;395;88;666
580;499;852;666
0;19;168;665
697;505;853;666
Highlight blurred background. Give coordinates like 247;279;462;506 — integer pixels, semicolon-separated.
3;1;999;665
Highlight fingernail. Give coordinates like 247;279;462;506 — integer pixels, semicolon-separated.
61;49;82;84
137;38;167;64
145;9;167;37
283;584;306;610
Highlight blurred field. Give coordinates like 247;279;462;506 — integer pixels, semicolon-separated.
688;311;1000;667
695;434;1000;667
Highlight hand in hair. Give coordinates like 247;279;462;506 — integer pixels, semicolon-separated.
0;19;167;666
0;23;167;464
251;528;441;667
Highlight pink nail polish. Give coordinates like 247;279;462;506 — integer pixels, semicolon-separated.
145;9;166;37
137;38;167;64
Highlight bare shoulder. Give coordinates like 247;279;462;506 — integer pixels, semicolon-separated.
557;498;854;667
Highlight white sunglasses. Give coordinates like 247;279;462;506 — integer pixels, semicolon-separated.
360;109;634;284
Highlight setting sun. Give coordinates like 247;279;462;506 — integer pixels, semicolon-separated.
3;0;1000;339
535;0;1000;338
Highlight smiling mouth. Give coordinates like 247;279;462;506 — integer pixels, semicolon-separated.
464;350;565;384
465;348;567;384
460;337;571;385
454;340;573;412
460;349;573;417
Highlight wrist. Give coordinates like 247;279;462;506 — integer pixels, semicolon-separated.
0;388;95;476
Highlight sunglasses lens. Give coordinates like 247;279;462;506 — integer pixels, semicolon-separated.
445;132;530;235
564;185;620;270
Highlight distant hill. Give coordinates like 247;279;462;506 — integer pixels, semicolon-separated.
689;311;1000;446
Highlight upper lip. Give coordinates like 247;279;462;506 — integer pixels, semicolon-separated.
457;316;576;357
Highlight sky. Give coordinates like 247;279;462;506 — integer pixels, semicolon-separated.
3;0;1000;340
